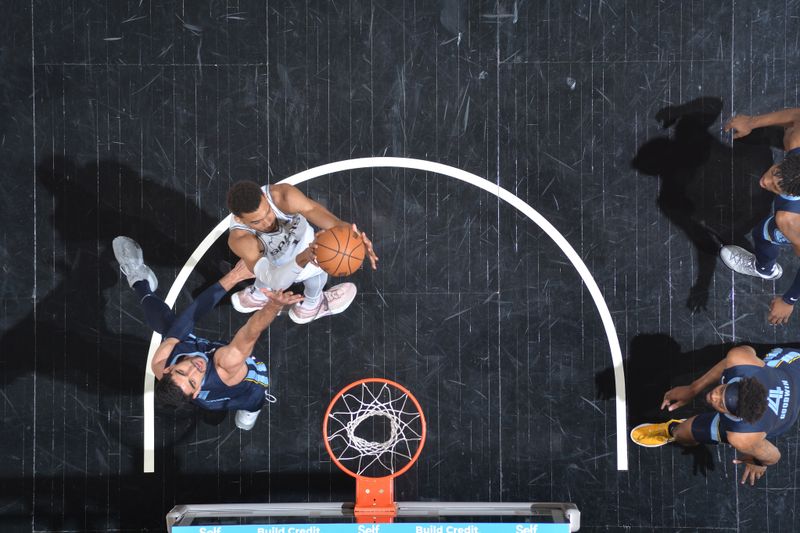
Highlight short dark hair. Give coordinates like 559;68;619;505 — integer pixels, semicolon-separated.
737;377;768;423
227;181;263;216
777;154;800;196
155;373;193;408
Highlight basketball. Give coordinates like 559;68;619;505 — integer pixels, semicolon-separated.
314;226;366;277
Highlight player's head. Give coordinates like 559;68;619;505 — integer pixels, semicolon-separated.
157;355;208;407
154;374;192;407
227;181;275;231
706;378;767;422
761;154;800;196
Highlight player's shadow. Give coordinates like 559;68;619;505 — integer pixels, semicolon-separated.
0;447;354;531
0;155;232;456
632;97;780;312
595;334;800;476
37;155;228;278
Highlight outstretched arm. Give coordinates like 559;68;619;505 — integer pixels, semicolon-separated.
724;108;800;139
150;261;254;377
274;184;380;269
163;260;254;341
214;289;303;379
276;183;346;230
151;337;180;378
661;345;762;412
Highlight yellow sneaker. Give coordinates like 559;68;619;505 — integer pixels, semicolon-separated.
630;419;685;448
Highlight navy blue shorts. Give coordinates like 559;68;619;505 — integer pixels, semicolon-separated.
691;412;726;444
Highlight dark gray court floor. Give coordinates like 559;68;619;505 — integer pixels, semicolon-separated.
3;1;800;531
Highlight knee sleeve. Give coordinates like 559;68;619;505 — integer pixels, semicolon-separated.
690;412;725;444
302;271;328;299
253;257;303;291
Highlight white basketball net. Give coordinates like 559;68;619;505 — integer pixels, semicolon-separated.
327;381;424;477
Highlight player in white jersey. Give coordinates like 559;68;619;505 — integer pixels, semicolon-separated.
226;181;379;324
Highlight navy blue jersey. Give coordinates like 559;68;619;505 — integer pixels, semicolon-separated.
167;335;270;412
718;347;800;439
761;147;800;244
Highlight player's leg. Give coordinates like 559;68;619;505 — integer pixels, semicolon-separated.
288;271;357;325
298;269;327;309
113;236;176;335
228;231;269;312
719;221;782;279
752;224;783;278
164;282;229;340
232;257;305;313
631;414;720;447
630;418;687;447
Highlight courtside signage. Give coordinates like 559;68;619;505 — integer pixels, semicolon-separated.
173;524;569;533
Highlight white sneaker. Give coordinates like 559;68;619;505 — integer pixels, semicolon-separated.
231;285;268;313
288;283;357;324
112;236;158;290
235;409;261;431
720;245;782;280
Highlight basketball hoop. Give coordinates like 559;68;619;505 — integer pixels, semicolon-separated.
323;378;427;523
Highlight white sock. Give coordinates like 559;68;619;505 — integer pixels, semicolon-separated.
300;294;321;309
300;272;327;309
247;284;269;301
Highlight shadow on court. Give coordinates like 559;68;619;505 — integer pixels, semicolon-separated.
0;155;274;529
0;469;353;531
632;97;779;312
595;334;800;476
0;156;236;467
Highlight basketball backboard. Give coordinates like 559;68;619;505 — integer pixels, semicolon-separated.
166;501;580;532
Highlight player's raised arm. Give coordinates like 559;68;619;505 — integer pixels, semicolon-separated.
277;185;379;269
214;289;303;378
724;108;800;139
277;183;347;230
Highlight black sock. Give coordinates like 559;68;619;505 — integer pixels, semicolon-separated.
667;421;680;437
132;280;152;300
133;280;176;335
756;262;774;275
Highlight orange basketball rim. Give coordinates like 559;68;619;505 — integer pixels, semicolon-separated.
323;378;427;523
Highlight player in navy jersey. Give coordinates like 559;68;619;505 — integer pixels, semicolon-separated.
112;236;302;430
226;181;379;324
719;108;800;324
631;345;800;486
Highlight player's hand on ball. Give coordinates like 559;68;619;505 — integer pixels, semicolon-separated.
314;225;366;276
352;223;379;270
298;242;319;268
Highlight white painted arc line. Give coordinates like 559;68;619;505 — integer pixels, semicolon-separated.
142;215;232;472
142;157;628;472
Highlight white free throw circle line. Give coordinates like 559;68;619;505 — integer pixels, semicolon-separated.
141;157;627;472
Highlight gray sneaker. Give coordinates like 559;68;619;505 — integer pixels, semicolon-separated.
235;409;261;431
112;236;158;291
719;245;783;280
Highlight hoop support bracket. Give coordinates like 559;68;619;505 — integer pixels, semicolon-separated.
355;477;396;523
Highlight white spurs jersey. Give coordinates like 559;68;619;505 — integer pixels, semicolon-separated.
229;185;314;267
